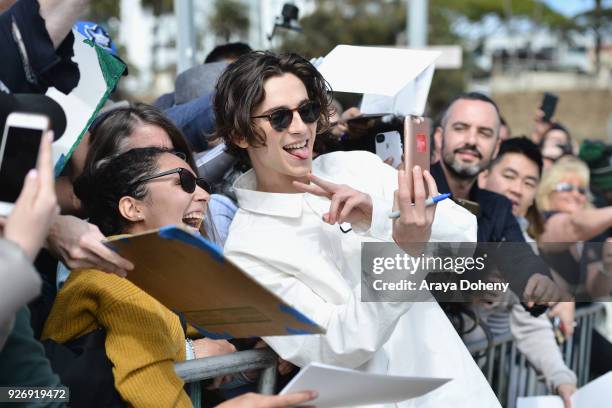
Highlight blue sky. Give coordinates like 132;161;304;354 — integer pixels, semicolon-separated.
543;0;612;17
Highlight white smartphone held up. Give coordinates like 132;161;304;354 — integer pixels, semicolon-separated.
375;131;403;168
0;112;50;215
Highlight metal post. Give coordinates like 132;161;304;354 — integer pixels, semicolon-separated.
175;0;196;74
407;0;428;48
258;364;278;395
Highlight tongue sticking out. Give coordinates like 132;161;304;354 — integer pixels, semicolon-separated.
287;146;310;160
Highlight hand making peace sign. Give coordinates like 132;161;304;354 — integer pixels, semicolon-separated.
293;174;374;227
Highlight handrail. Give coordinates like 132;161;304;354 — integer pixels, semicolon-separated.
175;348;277;383
467;302;605;354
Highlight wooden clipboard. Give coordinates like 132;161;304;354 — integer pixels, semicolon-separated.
106;225;324;339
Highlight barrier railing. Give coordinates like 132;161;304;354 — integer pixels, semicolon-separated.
466;302;605;408
175;347;277;385
174;303;605;408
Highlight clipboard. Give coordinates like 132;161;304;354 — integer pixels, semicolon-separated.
105;225;325;339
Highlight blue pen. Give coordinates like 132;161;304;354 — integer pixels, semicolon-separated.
388;193;452;219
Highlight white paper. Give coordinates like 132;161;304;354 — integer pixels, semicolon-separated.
517;371;612;408
280;362;450;407
47;31;113;170
316;45;441;116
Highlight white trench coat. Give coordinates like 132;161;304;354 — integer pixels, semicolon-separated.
225;151;500;408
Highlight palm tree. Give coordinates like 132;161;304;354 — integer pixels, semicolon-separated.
209;0;250;43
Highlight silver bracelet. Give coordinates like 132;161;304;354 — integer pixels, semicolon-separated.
186;338;196;360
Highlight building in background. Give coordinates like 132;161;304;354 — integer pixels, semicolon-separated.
117;0;315;99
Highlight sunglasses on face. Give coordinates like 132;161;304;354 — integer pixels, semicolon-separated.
251;100;321;132
133;167;211;194
553;182;587;195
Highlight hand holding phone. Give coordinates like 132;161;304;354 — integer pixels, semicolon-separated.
3;131;59;260
540;92;558;123
0;112;51;215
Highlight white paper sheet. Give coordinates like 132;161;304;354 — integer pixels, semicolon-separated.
517;371;612;408
279;362;450;407
316;45;441;116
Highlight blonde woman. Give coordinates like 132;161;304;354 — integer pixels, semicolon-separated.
536;156;612;297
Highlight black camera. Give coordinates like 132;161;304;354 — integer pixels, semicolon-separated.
375;133;385;143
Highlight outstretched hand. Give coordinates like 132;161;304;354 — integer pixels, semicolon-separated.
293;174;373;227
46;215;134;277
216;391;317;408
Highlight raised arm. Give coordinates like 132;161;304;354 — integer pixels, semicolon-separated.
539;207;612;244
37;0;90;49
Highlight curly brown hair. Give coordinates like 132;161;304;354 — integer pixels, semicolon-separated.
213;51;332;165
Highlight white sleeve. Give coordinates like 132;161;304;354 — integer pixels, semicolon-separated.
225;249;413;369
337;152;477;243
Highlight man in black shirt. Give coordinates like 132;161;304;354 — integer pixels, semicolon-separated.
431;92;563;307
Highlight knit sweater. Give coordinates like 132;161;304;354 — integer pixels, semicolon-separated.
41;268;192;408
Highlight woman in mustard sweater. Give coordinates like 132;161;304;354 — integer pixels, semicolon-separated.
41;147;315;408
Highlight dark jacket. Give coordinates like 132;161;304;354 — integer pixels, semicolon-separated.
431;162;552;297
0;307;63;408
0;0;79;94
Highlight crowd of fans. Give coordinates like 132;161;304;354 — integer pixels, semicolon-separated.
1;1;611;407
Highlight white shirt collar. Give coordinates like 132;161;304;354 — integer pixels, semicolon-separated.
233;169;305;218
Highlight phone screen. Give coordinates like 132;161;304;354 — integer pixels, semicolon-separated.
0;126;43;203
540;93;558;122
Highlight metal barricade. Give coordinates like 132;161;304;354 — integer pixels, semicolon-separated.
175;348;278;407
466;302;605;408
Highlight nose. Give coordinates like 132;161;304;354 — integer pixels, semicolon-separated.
572;189;586;204
193;185;210;210
465;127;478;146
288;110;308;134
509;180;523;198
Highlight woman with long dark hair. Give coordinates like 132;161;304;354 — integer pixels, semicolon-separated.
42;146;315;407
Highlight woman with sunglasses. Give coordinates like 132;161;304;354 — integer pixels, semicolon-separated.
217;51;499;407
41;147;317;408
536;156;612;297
45;103;196;289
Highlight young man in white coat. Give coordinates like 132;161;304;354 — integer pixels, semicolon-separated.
217;51;500;407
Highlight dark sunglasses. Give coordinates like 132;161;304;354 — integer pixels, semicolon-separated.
251;100;321;131
133;167;211;194
553;182;587;195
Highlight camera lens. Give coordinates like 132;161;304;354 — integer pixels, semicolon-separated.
376;134;385;143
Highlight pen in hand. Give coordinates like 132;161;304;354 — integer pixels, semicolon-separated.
388;193;451;219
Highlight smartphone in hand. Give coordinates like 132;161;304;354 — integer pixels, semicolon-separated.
0;112;50;215
540;92;558;123
403;116;430;199
375;131;402;168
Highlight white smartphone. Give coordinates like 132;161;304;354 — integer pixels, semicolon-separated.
0;112;50;215
375;131;402;168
